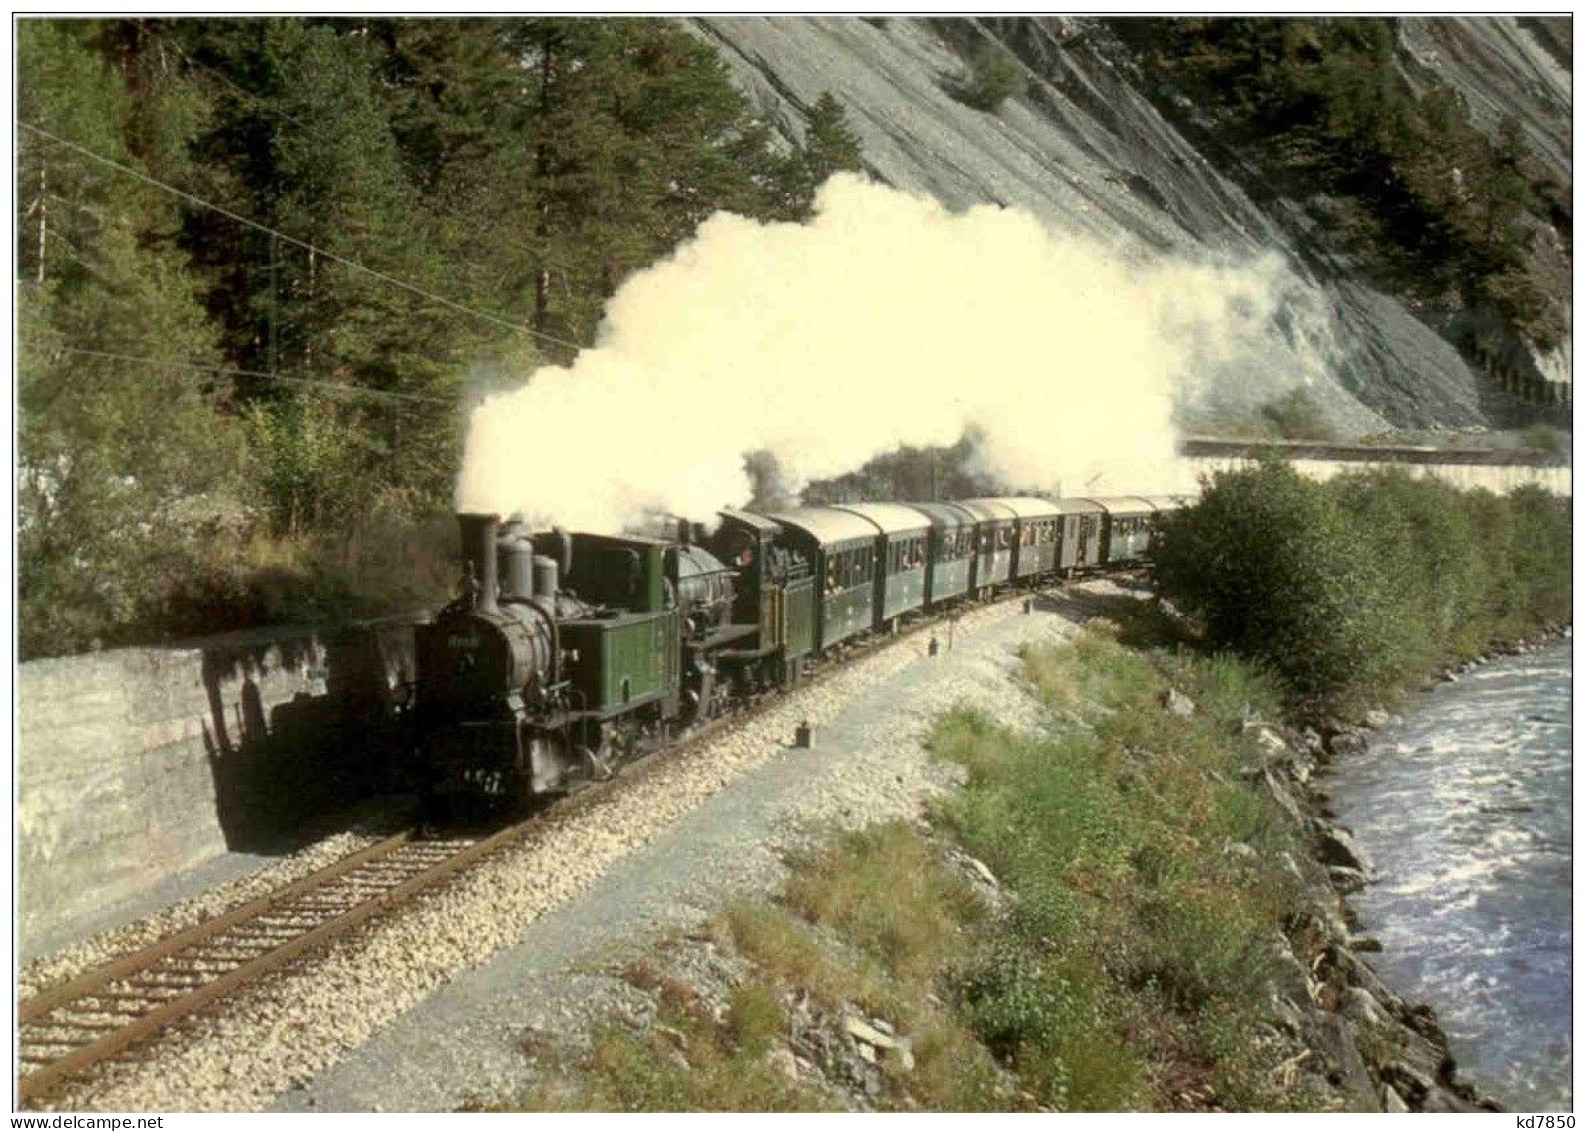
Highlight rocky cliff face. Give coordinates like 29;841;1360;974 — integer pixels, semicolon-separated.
692;16;1570;438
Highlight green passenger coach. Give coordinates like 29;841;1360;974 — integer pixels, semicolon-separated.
831;502;932;630
759;506;880;651
910;501;976;604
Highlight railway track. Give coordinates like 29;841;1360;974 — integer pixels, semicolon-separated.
15;581;1069;1106
18;832;487;1103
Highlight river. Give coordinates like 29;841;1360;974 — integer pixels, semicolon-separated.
1325;639;1572;1112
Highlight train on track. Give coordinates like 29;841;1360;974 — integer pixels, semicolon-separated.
411;494;1183;814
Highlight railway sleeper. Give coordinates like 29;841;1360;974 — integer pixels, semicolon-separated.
18;1051;71;1065
89;989;178;1004
252;913;333;928
180;945;273;961
20;1022;93;1041
69;998;150;1017
331;883;403;897
129;972;210;988
225;919;306;932
393;848;467;861
359;857;442;872
18;1041;85;1059
103;983;187;1001
35;1017;126;1033
272;899;358;915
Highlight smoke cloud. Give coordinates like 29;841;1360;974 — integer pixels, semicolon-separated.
457;175;1331;531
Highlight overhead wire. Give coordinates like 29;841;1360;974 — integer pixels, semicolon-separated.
48;345;453;405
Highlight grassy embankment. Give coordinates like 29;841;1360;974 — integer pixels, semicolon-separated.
508;626;1315;1111
501;464;1570;1111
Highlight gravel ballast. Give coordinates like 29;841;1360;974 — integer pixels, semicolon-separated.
19;831;385;1000
32;588;1103;1112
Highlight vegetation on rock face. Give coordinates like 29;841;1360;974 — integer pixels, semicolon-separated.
959;44;1027;111
17;17;862;658
799;91;866;190
1153;460;1572;718
1259;387;1338;442
1109;18;1570;354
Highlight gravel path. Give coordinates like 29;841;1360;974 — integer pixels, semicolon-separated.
36;588;1101;1112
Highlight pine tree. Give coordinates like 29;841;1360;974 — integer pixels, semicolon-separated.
798;91;865;202
18;19;247;655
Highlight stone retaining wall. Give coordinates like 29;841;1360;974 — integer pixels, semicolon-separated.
18;614;423;954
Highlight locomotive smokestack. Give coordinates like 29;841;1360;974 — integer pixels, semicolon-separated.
458;513;500;614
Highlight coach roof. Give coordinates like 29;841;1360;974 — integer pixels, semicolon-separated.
757;506;879;546
996;496;1062;520
830;502;932;537
954;498;1018;523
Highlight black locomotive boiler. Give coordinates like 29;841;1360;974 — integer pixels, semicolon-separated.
411;511;814;812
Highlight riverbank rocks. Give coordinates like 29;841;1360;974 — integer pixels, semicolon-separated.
1327;866;1367;894
1262;669;1523;1114
1316;826;1375;878
1262;770;1309;830
1328;728;1369;757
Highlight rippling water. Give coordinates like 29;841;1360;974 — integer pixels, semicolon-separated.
1325;640;1572;1112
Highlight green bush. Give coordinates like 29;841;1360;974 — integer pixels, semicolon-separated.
725;982;786;1056
1153;459;1399;713
1328;469;1486;664
1519;424;1570;464
1155;460;1571;716
1506;484;1573;627
960;45;1025;111
1260;387;1337;441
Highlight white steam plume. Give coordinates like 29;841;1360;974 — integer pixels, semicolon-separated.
458;176;1318;531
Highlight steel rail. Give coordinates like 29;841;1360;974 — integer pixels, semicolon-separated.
18;832;414;1027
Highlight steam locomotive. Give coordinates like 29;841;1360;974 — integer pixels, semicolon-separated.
411;495;1181;814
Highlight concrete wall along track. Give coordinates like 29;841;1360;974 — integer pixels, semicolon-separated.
1181;438;1572;496
18;613;424;957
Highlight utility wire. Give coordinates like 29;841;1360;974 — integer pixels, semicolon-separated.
20;121;586;355
49;345;452;405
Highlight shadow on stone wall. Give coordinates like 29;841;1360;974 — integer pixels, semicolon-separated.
198;623;417;851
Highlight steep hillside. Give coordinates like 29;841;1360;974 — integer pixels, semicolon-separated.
693;16;1571;438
